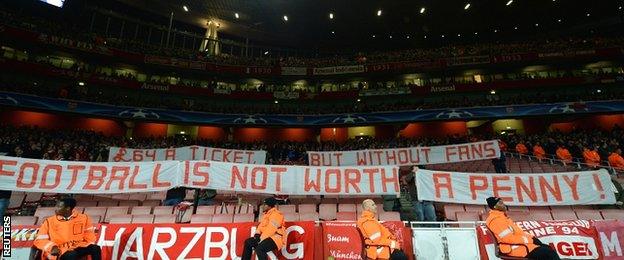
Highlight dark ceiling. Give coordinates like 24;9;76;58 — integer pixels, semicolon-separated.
74;0;624;52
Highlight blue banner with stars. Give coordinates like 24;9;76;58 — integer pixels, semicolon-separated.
1;91;623;126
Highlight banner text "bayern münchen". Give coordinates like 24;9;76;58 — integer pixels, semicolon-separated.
308;140;500;166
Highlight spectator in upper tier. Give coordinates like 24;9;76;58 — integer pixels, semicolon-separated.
498;140;508;152
583;146;601;168
533;142;546;161
515;142;528;155
608;149;624;172
485;197;560;260
556;145;572;164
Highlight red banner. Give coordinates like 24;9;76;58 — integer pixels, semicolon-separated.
477;220;600;259
321;221;413;260
97;222;315;259
594;220;624;259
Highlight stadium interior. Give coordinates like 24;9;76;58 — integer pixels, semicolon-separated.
1;0;624;259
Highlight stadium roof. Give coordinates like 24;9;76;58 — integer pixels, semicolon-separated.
62;0;624;52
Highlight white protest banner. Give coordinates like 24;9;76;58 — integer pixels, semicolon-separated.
0;156;399;195
416;169;615;206
0;156;178;194
108;145;266;164
308;140;500;166
477;221;600;259
181;161;400;195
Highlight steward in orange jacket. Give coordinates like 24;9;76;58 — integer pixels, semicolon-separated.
485;197;560;259
516;143;528;154
357;199;407;260
583;148;601;168
609;149;624;171
33;198;101;260
556;146;572;163
533;144;546;161
242;197;285;260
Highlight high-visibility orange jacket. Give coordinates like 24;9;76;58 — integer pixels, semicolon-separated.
256;207;286;250
499;141;508;152
357;210;399;259
556;148;572;163
486;210;537;257
33;210;97;259
515;144;528;154
533;145;546;160
609;153;624;170
583;149;601;167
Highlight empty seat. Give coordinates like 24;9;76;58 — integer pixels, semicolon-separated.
131;206;153;215
190;214;213;224
319;204;337;220
89;214;103;223
78;201;99;208
379;211;401;221
148;192;166;201
118;201;140;207
456;212;480;222
153;214;176;223
175;206;194;223
24;193;43;203
463;205;486;214
505;211;529;221
8;193;25;208
299;212;319;222
108;215;131;224
105;207;129;222
128;194;148;201
239;204;254;214
336;212;357;221
233;213;255;223
443;204;465;221
507;206;529;212
529;207;551;213
98;201;119;207
153;206;174;215
283;213;299;222
278;205;296;213
212;214;233;223
338;204;357;212
298;204;316;213
526;212;553;221
11;216;37;226
576;210;603;220
601;209;624;220
196;205;216;215
132;214;155;224
551;209;578;220
216;204;237;214
83;207;107;219
142;200;162;207
112;194;130;201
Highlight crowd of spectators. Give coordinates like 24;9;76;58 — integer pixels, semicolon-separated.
2;7;624;67
0;125;482;164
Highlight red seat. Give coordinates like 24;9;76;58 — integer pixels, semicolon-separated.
11;216;37;226
601;209;624;220
98;201;119;207
154;214;176;223
336;212;356;221
190;214;213;223
319;204;337;220
283;213;299;222
131;206;153;215
216;204;237;214
239;204;254;214
505;211;529;221
141;200;162;207
132;214;154;224
233;213;255;223
526;212;553;221
278;204;296;213
196;205;216;215
109;215;131;224
338;204;357;212
464;205;486;214
153;206;174;215
298;204;316;213
507;206;529;212
34;207;56;219
105;207;129;222
212;214;233;223
443;204;465;221
83;207;107;219
551;209;577;220
118;200;140;207
575;210;603;220
456;211;480;221
379;211;401;221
